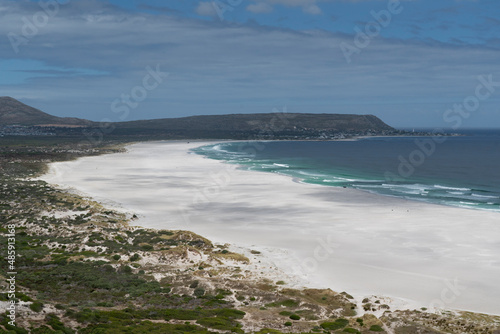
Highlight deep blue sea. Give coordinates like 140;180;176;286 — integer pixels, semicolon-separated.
192;129;500;212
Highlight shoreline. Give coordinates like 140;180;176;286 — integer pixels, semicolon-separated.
195;140;500;215
38;140;500;316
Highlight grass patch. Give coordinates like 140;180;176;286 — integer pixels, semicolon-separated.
369;325;384;332
212;252;249;263
265;299;299;308
320;318;349;330
279;311;293;316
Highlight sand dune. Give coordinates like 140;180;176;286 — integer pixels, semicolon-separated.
39;141;500;315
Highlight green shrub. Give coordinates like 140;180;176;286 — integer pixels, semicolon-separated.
265;299;299;308
18;293;32;302
281;299;298;307
196;316;243;333
112;254;121;261
369;325;384;332
30;301;43;312
279;311;292;316
341;292;354;299
284;322;292;326
79;320;206;333
194;288;205;297
46;314;73;333
255;329;283;334
31;325;56;333
122;265;133;274
289;314;300;320
129;253;140;261
320;319;349;330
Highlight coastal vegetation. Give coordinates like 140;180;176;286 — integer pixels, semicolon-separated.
1;137;500;333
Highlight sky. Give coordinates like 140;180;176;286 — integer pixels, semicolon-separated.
0;0;499;129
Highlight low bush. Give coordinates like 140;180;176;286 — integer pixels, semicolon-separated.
279;311;292;316
129;253;140;261
369;325;384;332
30;301;43;312
194;288;205;297
320;318;349;330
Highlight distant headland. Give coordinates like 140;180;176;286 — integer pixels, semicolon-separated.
0;96;435;140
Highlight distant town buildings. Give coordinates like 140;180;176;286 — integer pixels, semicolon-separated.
0;125;55;136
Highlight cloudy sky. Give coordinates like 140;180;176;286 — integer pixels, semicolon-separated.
1;0;499;128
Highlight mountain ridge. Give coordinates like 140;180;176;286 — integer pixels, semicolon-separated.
0;96;93;127
0;97;396;139
114;112;393;132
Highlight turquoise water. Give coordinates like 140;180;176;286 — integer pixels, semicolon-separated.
192;131;500;212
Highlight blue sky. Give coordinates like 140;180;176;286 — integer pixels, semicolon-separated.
0;0;499;128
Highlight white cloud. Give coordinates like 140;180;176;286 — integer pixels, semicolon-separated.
195;2;217;17
303;4;322;14
246;2;274;14
0;0;498;128
267;0;316;5
246;0;322;15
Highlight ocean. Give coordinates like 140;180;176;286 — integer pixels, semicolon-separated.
192;129;500;213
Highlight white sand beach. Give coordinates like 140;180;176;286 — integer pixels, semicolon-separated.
39;141;500;315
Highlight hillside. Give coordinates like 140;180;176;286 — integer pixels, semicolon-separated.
0;97;398;139
0;96;92;127
115;113;393;131
111;113;396;139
